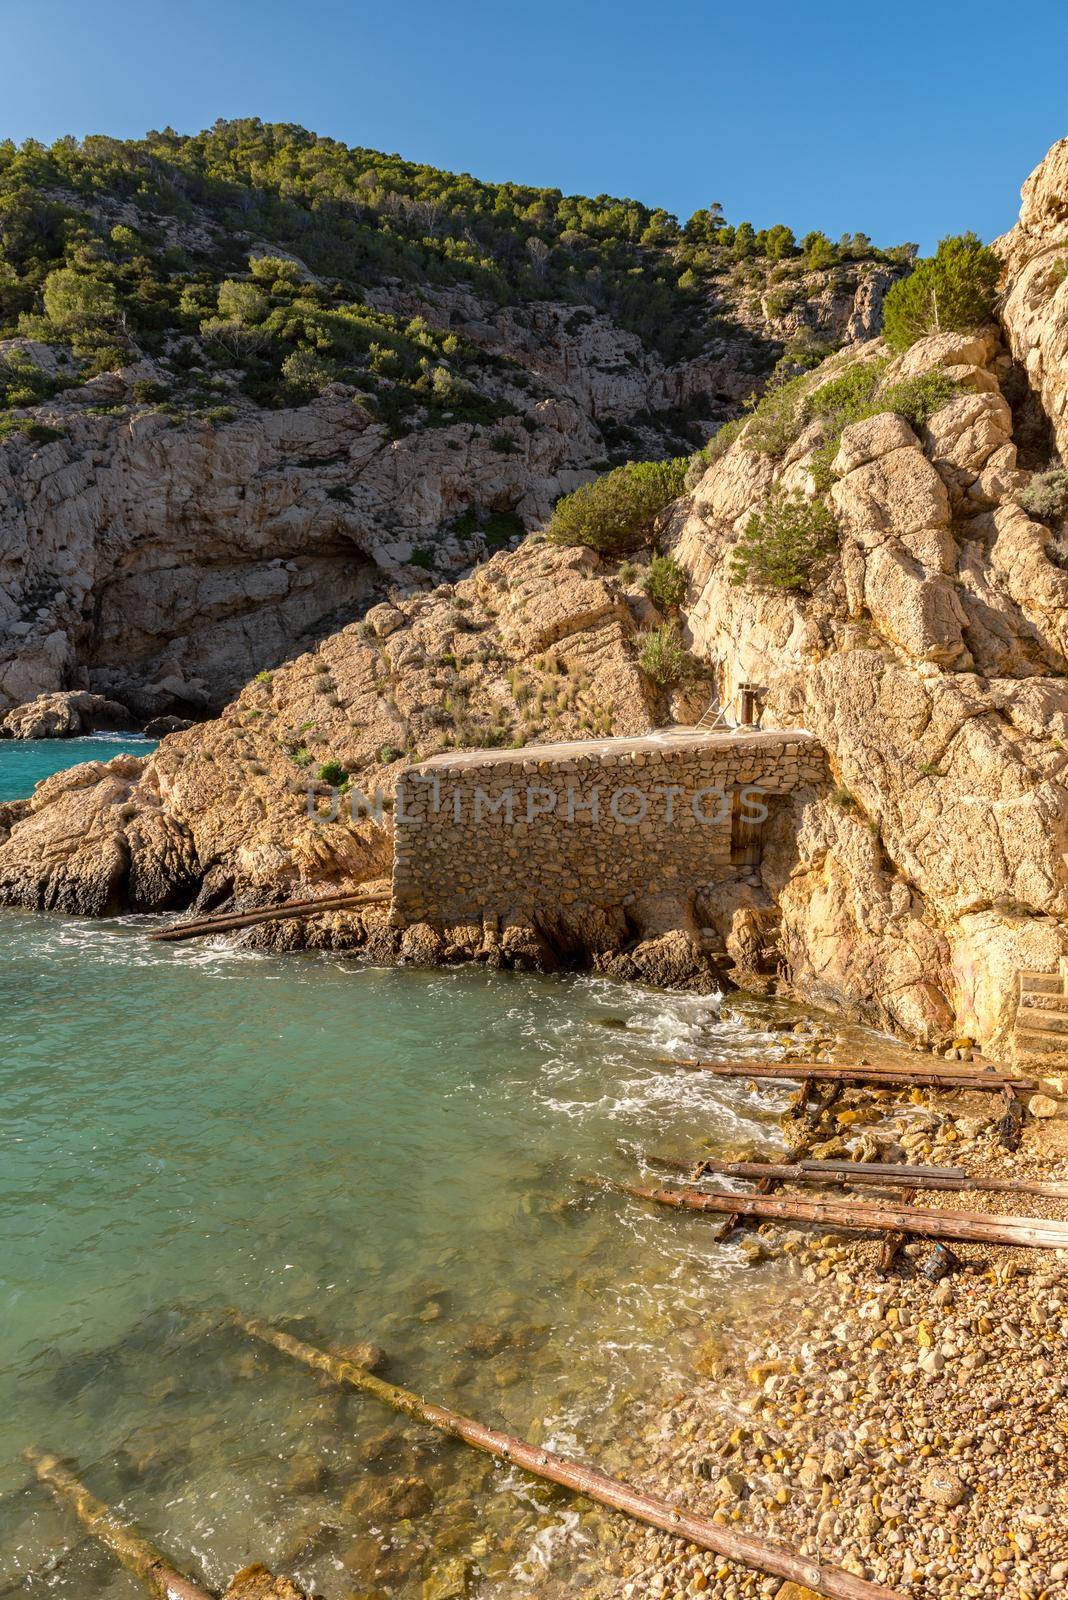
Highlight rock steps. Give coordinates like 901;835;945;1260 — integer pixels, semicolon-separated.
1013;959;1068;1069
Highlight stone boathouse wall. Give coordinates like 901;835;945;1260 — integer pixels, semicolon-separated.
391;728;825;928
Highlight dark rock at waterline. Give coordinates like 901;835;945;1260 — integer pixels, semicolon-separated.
331;1338;388;1374
594;1016;629;1029
143;714;195;738
342;1472;435;1522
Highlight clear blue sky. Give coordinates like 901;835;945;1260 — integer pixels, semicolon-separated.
2;0;1064;252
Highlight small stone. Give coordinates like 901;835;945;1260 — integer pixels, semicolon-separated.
921;1464;968;1508
333;1340;388;1372
285;1454;327;1494
422;1556;472;1600
716;1471;749;1501
1028;1093;1059;1119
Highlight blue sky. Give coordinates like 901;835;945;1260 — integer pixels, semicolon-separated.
2;0;1065;252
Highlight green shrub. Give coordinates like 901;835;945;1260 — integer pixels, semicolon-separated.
0;353;59;409
379;743;404;763
882;234;1001;352
638;622;686;686
1016;468;1068;522
546;457;688;554
216;279;269;325
317;759;347;786
877;369;959;427
131;378;171;403
805;361;885;427
0;415;64;443
744;373;810;455
642;553;687;609
41;268;121;338
730;491;838;591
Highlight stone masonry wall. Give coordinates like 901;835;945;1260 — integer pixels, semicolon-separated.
391;729;826;927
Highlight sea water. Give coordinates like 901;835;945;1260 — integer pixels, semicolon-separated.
0;735;158;803
0;740;862;1598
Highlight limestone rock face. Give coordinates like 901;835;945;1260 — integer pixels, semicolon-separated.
996;137;1068;457
0;257;894;720
0;392;598;718
668;300;1068;1057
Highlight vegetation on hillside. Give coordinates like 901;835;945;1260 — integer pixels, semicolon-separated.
546;458;688;553
730;490;838;591
881;233;1001;351
0;118;909;439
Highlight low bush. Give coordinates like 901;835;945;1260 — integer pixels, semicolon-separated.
642;553;687;609
744;373;809;455
638;622;687;686
546;457;688;554
882;234;1001;352
1016;468;1068;522
0;415;64;443
317;760;347;786
730;490;838;591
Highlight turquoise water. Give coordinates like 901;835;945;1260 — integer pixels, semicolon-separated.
0;735;157;802
0;743;843;1599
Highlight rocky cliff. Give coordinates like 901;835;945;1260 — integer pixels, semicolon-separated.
0;120;898;721
997;136;1068;459
668;319;1068;1060
0;271;890;722
2;137;1066;1066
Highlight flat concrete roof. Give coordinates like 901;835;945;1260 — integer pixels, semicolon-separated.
409;726;817;772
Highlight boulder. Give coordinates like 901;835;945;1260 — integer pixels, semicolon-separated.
1;690;132;739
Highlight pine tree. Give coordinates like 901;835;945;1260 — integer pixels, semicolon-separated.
882;233;1001;351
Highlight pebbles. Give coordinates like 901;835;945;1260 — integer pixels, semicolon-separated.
576;1081;1068;1600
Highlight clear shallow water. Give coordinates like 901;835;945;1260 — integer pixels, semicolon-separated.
0;735;157;802
0;743;846;1600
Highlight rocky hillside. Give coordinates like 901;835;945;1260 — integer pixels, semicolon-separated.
0;120;900;718
5;134;1067;1067
0;539;663;919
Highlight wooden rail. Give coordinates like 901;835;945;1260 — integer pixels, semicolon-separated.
150;889;390;943
662;1059;1035;1094
226;1310;902;1600
26;1449;213;1600
600;1178;1068;1249
644;1152;1068;1200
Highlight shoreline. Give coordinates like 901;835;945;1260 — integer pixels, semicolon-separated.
577;1054;1068;1600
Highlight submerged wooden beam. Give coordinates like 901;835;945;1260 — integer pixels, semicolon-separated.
645;1152;1068;1200
225;1310;901;1600
598;1179;1068;1250
150;889;389;943
26;1449;213;1600
662;1059;1035;1094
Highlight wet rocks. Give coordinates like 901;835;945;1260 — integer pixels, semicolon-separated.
342;1472;435;1524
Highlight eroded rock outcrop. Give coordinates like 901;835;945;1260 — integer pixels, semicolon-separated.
996;137;1068;457
0;386;599;718
669;316;1068;1058
0;253;895;721
0;689;132;738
